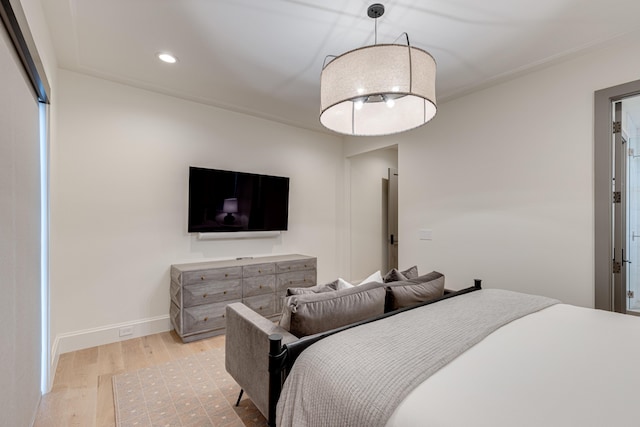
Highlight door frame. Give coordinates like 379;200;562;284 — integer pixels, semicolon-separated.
594;79;640;311
387;168;398;270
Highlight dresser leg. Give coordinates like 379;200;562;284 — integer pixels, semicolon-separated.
235;389;244;406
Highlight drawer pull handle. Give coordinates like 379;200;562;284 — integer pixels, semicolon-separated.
259;285;263;289
258;269;262;273
223;291;227;295
203;293;208;298
204;317;209;322
201;276;205;281
259;306;263;310
225;273;228;277
222;314;225;318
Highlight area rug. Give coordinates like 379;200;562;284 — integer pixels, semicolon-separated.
112;347;265;427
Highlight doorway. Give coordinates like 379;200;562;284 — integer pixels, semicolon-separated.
349;147;398;282
614;96;640;314
595;80;640;313
388;167;399;271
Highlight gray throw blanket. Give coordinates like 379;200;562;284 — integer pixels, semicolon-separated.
276;289;558;427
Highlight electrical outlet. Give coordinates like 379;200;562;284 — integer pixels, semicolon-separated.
119;326;133;337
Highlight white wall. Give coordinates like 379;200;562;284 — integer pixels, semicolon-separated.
399;30;640;308
51;70;344;355
349;147;397;281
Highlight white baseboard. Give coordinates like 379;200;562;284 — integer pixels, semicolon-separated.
47;315;172;391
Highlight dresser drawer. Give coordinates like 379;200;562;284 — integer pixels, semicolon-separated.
276;259;316;274
243;262;276;278
243;293;276;317
181;266;242;285
183;300;238;334
183;280;241;307
243;275;275;297
277;270;316;291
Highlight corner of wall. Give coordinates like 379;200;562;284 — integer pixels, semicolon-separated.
49;314;172;383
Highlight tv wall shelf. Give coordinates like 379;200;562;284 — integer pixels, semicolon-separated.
197;230;282;240
170;254;317;342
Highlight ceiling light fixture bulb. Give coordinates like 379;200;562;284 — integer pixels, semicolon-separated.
354;96;369;110
158;53;177;64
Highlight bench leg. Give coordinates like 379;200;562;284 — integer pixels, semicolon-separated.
235;389;244;406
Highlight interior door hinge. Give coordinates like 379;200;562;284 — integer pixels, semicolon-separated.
613;121;622;134
628;290;635;299
613;260;622;274
613;191;621;203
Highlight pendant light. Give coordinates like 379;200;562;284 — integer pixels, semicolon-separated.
320;4;437;136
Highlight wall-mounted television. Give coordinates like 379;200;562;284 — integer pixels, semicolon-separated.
188;167;290;233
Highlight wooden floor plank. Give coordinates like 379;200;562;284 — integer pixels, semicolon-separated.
159;329;192;359
120;337;148;372
50;352;75;392
97;342;124;377
140;332;172;365
183;335;215;354
72;346;99;389
96;374;115;427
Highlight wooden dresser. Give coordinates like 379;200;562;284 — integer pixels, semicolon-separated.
170;254;317;342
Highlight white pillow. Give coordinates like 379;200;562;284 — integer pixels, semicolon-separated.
336;271;383;290
336;278;354;290
360;270;383;285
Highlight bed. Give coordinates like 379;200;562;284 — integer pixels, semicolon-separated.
269;284;640;426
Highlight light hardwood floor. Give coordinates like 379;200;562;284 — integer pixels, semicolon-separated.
33;331;266;427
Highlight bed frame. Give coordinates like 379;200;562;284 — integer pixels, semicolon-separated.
265;279;483;426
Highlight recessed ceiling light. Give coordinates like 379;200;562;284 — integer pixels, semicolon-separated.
158;53;177;64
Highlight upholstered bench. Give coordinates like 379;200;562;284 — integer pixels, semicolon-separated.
224;269;446;418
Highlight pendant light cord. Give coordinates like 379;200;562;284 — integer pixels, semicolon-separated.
375;16;378;45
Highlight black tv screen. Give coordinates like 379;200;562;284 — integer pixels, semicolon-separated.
188;167;290;233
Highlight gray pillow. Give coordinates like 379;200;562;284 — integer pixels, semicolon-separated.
279;281;386;337
384;271;444;311
401;265;419;280
383;265;419;283
286;280;338;296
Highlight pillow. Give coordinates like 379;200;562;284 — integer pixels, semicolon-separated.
336;277;354;290
361;270;383;285
384;271;445;312
336;270;383;290
286;280;338;296
383;265;419;283
279;281;386;337
383;268;408;283
401;265;419;280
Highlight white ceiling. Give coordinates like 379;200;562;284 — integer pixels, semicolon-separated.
41;0;640;133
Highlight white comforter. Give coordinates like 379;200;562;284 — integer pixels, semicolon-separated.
386;304;640;426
